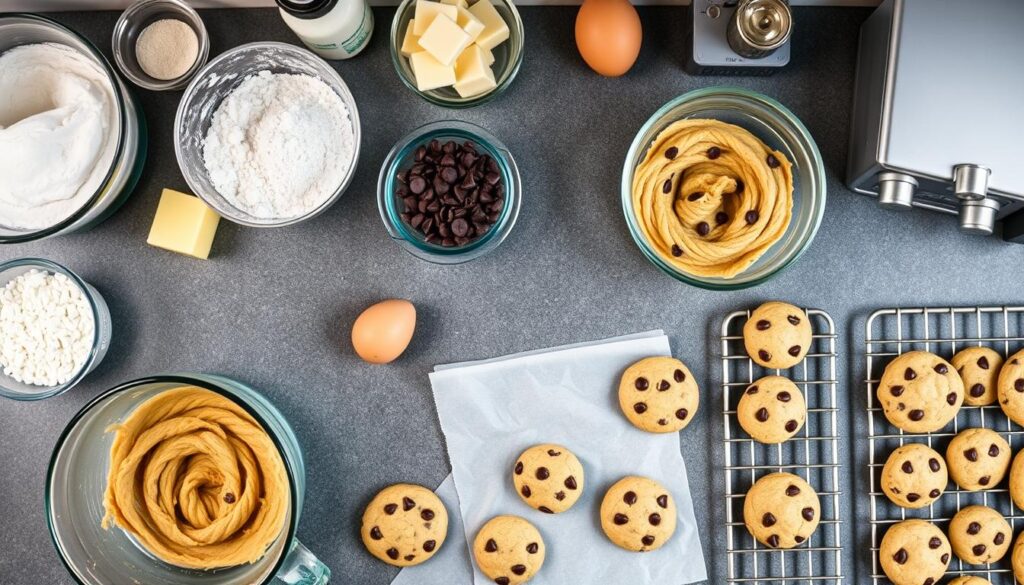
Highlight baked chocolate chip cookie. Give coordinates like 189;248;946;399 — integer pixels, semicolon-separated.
617;356;699;433
880;443;948;509
951;347;1003;406
876;351;964;433
743;301;813;370
1010;449;1024;511
946;428;1010;491
512;444;585;514
736;375;806;444
473;515;545;585
879;519;951;585
361;483;448;567
946;575;992;585
998;348;1024;426
949;505;1010;565
599;476;677;552
1014;531;1024;585
742;472;820;549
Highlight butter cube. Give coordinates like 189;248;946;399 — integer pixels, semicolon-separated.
456;6;485;41
409;51;457;91
401;19;423;56
480;43;495;65
441;0;468;7
413;0;458;35
418;14;472;66
466;0;509;50
454;44;497;98
147;188;220;259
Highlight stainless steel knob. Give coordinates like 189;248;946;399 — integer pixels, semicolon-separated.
876;172;917;210
959;198;1000;236
953;164;991;201
727;0;792;59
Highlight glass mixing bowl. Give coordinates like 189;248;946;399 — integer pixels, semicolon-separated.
47;374;330;585
0;14;147;244
0;258;112;401
389;0;524;108
175;42;361;227
621;87;826;290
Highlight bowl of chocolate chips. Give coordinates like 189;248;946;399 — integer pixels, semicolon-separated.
378;121;521;264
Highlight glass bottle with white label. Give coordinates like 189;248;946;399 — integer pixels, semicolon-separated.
278;0;374;60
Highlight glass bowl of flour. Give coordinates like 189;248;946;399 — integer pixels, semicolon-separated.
175;42;361;227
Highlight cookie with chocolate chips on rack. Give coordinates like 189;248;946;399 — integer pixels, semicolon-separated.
742;301;812;370
512;444;585;514
946;575;992;585
617;356;699;433
876;350;964;433
361;483;448;567
946;428;1010;491
949;505;1011;565
998;348;1024;425
742;472;820;549
878;519;951;585
599;476;677;552
951;347;1003;406
473;515;545;585
880;443;948;509
736;375;806;444
1009;449;1024;511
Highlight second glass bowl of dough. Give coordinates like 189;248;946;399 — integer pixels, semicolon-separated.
621;87;826;290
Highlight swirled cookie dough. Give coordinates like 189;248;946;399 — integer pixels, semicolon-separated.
102;386;289;570
631;119;793;278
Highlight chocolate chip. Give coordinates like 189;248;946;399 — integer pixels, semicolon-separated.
735;179;745;194
907;493;920;502
758;349;771;362
766;154;780;168
745;210;759;224
978;356;990;369
421;509;435;521
972;544;987;556
613;513;629;525
687;192;704;202
967;522;981;535
657;495;669;508
970;383;985;397
904;368;917;380
565;476;578;490
370;526;383;540
223;493;235;504
526;543;539;554
787;315;801;325
946;392;957;405
756;407;770;422
676;408;688;420
671;244;683;257
747;385;759;395
995;532;1005;545
515;461;523;475
980;475;991;485
674;369;686;382
924;579;934;585
929;537;942;549
624;491;638;505
756;319;771;330
696;222;710;237
384;503;398;515
777;391;791;402
662;179;673;194
715;212;729;225
890;385;905;396
665;147;678;159
762;513;776;527
785;420;798;432
635;377;649;390
511;565;527;576
940;553;949;564
893;548;908;564
965;448;978;462
404;554;415;562
521;485;531;498
1016;378;1024;392
403;497;415;511
929;458;941;472
801;507;814;521
641;535;656;546
658;418;668;426
934;363;949;374
766;535;780;548
424;540;436;552
909;409;925;421
536;467;550;480
485;539;498;552
788;345;801;357
634;402;647;414
786;485;800;496
929;489;940;498
989;444;1000;457
495;578;510;585
555;491;566;501
707;146;721;159
658;379;670;391
539;506;554;514
901;461;914;474
387;548;399;560
794;535;805;544
645;513;661;526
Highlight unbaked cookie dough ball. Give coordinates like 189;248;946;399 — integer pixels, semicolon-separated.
946;575;992;585
876;351;964;433
880;443;948;509
512;444;585;514
473;515;545;585
743;301;813;370
951;347;1003;406
361;483;448;567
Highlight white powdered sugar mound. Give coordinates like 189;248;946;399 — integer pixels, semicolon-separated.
202;71;354;220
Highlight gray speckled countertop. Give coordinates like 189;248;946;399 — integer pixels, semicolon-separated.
2;6;1022;585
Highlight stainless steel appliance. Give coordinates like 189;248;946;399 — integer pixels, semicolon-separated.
686;0;792;75
847;0;1024;240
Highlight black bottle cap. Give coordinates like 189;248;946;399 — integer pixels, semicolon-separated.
277;0;339;20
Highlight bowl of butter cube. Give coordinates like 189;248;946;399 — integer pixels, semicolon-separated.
390;0;524;107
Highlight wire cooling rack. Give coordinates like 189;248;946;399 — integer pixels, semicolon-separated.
722;308;843;584
866;306;1024;583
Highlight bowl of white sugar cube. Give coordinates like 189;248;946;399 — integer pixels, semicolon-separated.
0;258;112;401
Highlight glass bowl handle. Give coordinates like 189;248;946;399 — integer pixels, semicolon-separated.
274;540;330;584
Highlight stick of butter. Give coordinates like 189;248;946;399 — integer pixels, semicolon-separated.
147;188;220;259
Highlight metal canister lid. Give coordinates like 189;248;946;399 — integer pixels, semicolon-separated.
728;0;793;59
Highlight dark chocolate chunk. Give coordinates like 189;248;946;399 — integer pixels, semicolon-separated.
707;146;721;159
989;444;1000;457
758;349;771;362
787;315;801;325
967;522;981;535
384;503;398;515
555;491;566;501
521;485;531;498
665;147;678;159
929;458;941;472
424;540;436;552
635;377;649;390
676;408;688;420
979;475;991;486
906;493;920;502
801;507;814;521
756;319;771;330
657;495;669;508
766;535;780;548
965;448;978;462
892;548;908;564
565;476;578;490
972;544;987;556
908;409;925;421
745;210;759;224
641;535;656;547
223;493;235;504
1016;378;1024;392
696;222;710;237
766;154;780;168
495;578;510;585
785;420;798;432
421;509;435;521
934;363;948;374
404;554;415;562
624;491;637;505
658;379;670;391
762;513;776;527
929;489;940;498
786;485;800;496
511;565;527;576
687;192;704;202
995;532;1005;545
649;513;662;526
403;497;415;511
538;506;554;514
526;542;539;554
904;368;917;381
515;461;523;475
970;383;985;397
929;537;942;549
946;392;957;405
634;402;647;414
756;407;770;422
370;526;383;540
788;345;801;357
715;212;729;225
536;467;550;480
671;244;683;257
747;385;759;395
387;548;399;560
901;461;914;474
485;539;498;552
777;391;791;402
613;513;629;525
978;356;990;369
662;179;673;194
674;369;686;382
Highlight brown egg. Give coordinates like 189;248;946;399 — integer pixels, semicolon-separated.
351;299;416;364
575;0;643;77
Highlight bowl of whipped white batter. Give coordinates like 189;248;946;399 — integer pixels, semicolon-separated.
0;15;146;244
174;42;361;227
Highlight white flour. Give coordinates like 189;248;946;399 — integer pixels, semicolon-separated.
202;71;354;220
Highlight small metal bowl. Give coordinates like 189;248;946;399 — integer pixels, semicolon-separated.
112;0;209;91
